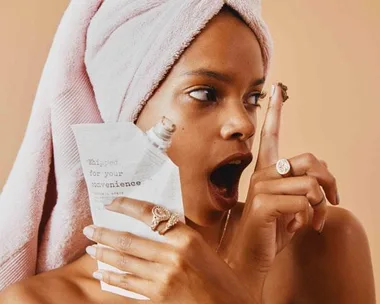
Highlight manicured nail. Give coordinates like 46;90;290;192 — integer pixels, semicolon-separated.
93;271;104;281
105;197;120;210
270;83;277;98
104;198;115;207
86;245;96;258
318;219;326;234
83;225;95;239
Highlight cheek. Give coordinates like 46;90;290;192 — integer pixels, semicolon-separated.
167;126;202;166
135;90;176;131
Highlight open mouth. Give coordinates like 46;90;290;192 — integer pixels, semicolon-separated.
208;153;253;206
210;162;244;197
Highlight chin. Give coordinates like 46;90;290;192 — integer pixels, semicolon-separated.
180;181;237;227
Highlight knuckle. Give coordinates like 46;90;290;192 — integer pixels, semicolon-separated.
162;268;178;287
309;192;322;205
320;159;328;168
302;197;310;209
95;247;104;261
252;193;267;209
305;175;319;189
252;181;264;194
302;152;317;166
261;126;279;139
116;233;133;252
93;227;104;243
252;194;271;217
156;267;180;301
139;202;153;217
116;254;129;270
169;251;186;269
250;172;259;185
119;274;130;290
155;285;170;302
298;196;309;210
102;271;111;285
178;231;201;251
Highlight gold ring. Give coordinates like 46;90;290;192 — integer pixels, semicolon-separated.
159;213;180;235
312;196;325;208
276;158;292;177
150;206;171;231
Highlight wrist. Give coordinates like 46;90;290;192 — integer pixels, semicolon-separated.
225;256;267;303
249;273;266;304
234;271;266;304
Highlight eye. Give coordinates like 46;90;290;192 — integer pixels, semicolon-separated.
188;88;217;102
245;91;267;108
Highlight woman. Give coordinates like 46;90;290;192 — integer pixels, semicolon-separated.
0;2;375;304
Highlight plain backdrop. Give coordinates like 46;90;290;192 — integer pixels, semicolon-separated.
0;0;379;297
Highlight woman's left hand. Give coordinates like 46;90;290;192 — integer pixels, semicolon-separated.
82;197;258;304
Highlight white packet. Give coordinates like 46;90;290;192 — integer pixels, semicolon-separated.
72;121;184;300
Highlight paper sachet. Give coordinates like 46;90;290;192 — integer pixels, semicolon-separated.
72;122;184;300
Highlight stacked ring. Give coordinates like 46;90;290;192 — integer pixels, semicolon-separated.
159;213;180;235
150;205;179;235
150;206;171;231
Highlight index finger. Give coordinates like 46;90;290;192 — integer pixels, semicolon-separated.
256;83;286;170
105;197;187;239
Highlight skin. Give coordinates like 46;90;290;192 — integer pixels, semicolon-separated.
0;6;376;304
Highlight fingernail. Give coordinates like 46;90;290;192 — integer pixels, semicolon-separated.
318;219;326;234
93;271;104;281
105;197;121;210
86;245;96;258
270;83;277;99
336;192;340;205
103;201;112;207
83;225;95;239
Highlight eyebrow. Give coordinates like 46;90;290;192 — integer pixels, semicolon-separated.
181;68;265;87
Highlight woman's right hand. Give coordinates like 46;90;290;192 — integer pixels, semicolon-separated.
225;83;340;299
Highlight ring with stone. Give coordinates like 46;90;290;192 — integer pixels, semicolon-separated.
150;205;171;231
276;158;292;177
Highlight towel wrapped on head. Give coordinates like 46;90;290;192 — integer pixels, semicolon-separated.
86;0;273;123
0;0;273;290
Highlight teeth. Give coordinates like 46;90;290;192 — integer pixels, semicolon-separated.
228;160;242;165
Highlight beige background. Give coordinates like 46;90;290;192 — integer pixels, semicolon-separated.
0;0;379;297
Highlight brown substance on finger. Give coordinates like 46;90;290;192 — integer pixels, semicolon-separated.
278;82;289;102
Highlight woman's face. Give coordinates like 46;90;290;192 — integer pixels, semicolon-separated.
136;8;265;226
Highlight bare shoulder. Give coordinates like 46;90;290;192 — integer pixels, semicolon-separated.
0;259;88;304
0;282;41;304
292;206;376;304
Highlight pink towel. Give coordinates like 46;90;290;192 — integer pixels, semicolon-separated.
0;0;273;290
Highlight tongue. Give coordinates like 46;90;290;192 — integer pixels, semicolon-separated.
210;164;239;197
210;182;233;198
217;186;228;195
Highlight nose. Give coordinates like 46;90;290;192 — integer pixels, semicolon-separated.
220;105;256;141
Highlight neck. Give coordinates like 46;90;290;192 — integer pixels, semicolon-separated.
185;210;230;252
